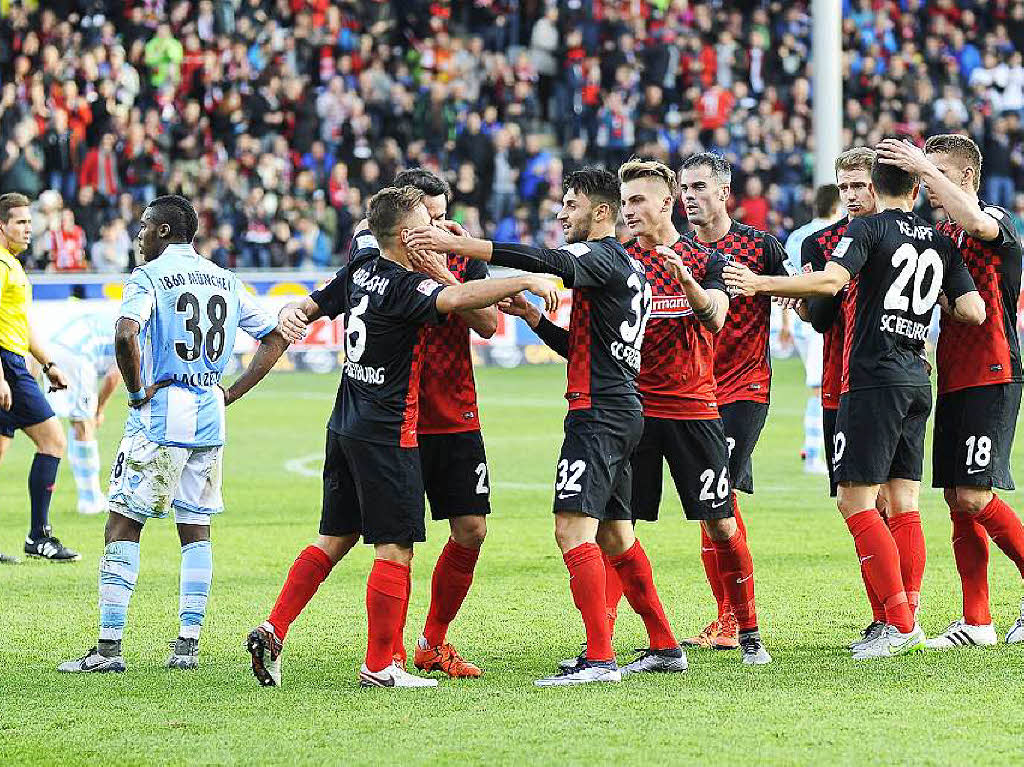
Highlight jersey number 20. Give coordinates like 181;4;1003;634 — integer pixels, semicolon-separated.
884;243;943;315
175;292;228;362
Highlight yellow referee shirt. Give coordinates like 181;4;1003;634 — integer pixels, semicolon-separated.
0;245;32;357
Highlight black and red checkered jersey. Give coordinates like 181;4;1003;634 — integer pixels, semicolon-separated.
625;236;727;419
491;237;650;411
935;202;1023;395
801;218;850;411
418;254;488;434
831;209;976;392
685;221;789;405
312;241;445;447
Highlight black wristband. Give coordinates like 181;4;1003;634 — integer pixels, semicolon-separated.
41;362;54;374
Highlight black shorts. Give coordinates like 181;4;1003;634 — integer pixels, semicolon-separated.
932;383;1021;491
0;348;55;438
320;430;426;545
719;400;769;494
419;430;491;520
823;406;839;497
552;408;643;521
833;386;931;486
631;416;733;522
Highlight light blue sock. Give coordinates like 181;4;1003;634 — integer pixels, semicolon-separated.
179;541;213;640
69;433;103;511
98;541;140;642
804;395;824;464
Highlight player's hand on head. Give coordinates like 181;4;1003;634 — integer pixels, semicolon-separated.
0;379;11;411
404;226;451;253
875;138;928;173
129;379;173;409
409;249;454;283
523;277;560;313
437;219;468;237
723;263;758;296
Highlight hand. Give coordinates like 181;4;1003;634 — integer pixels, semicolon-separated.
45;364;68;392
498;291;542;328
404;225;457;254
219;383;237;407
658;246;694;285
437;219;468;237
875;138;931;176
723;263;761;297
277;304;308;343
129;379;172;409
0;380;11;411
522;277;560;313
409;248;456;285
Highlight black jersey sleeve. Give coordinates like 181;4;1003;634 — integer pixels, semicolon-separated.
830;216;875;279
801;235;841;333
534;315;569;358
388;272;446;325
701;250;728;293
349;228;381;259
981;204;1020;249
491;239;620;288
309;265;350;320
764;233;792;276
939;234;978;302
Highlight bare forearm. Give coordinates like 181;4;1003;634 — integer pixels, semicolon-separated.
683;281;727;332
224;329;289;405
437;276;531;313
446;235;495;262
754;272;846;298
27;326;53;367
97;365;121;412
458;306;499;337
114;321;144;392
920;166;999;240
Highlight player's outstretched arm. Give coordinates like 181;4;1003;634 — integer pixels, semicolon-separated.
499;292;569;358
278;296;323;342
409;248;498;338
659;246;728;332
115;318;170;408
222;328;290;406
436;275;560;315
724;261;850;299
875;139;1000;241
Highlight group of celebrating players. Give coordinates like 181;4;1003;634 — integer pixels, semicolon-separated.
52;131;1024;688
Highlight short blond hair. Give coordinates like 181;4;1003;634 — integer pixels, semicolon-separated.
366;186;425;245
835;147;875;176
924;134;983;191
618;158;679;196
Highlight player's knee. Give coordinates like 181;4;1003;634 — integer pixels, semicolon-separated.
553;513;592;553
374;542;413;566
595;522;633;556
104;511;143;544
72;419;94;442
703;516;737;542
36;421;66;457
316;533;358;564
955;487;993;516
450;515;486;550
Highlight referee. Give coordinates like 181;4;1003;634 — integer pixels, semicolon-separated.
0;192;78;563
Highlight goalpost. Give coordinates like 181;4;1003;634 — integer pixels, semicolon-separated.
813;0;843;186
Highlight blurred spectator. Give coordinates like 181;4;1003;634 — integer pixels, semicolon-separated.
2;120;44;197
90;219;132;273
79;133;120;204
48;209;87;272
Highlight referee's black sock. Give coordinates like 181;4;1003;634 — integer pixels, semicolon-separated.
28;453;60;540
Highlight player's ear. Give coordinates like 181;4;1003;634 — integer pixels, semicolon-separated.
720;185;730;202
158;222;171;239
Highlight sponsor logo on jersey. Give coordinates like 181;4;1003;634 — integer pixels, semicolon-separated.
879;313;929;340
559;242;592;257
651;295;693;317
344;361;386;384
416;279;442;296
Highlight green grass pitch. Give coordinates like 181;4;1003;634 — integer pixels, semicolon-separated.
1;358;1022;765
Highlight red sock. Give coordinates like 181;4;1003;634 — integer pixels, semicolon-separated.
267;545;334;640
951;510;991;625
392;565;411;664
608;541;677;649
732;494;748;539
861;567;886;623
888;511;926;615
712;530;758;631
700;525;729;617
602;551;624;633
422;538;480;647
366;559;410;672
976;494;1024;578
563;543;614;661
845;509;914;633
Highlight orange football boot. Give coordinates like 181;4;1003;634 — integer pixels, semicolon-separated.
712;613;740;650
414;641;482;678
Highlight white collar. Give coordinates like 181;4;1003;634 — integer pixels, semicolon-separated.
162;243;199;258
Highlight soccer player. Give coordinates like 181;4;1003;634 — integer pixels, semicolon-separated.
677;153;790;649
785;184;841;476
406;168;682;686
877;135;1024;648
58;195;293;673
0;192;77;564
45;311;122;515
247;186;557;688
724;156;986;659
801;148;895;650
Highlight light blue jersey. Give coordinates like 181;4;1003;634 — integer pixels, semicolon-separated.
118;243;276;447
784;217;834;274
51;311;116;372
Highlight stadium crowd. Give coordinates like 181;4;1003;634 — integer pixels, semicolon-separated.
1;0;1024;272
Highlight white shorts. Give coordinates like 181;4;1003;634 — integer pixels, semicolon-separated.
45;346;98;422
793;321;824;389
108;430;223;525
